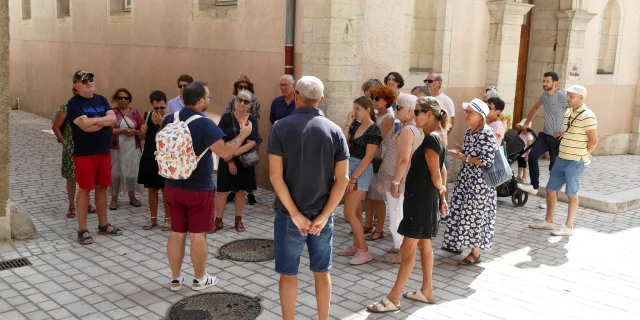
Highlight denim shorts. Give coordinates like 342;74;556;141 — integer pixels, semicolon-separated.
545;157;587;196
349;157;374;191
274;209;334;275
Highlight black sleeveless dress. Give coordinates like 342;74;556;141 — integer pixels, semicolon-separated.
397;132;445;239
137;112;166;190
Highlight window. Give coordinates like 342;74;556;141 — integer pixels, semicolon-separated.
195;0;242;21
57;0;71;18
124;0;132;12
597;0;621;74
216;0;237;6
108;0;133;23
22;0;31;20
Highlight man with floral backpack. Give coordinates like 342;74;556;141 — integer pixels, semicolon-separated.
159;81;252;292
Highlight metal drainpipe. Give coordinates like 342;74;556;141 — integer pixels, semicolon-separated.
285;0;295;75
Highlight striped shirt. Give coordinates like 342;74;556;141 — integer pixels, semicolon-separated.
558;104;597;164
540;90;568;135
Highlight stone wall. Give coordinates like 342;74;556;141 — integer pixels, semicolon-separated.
1;0;10;240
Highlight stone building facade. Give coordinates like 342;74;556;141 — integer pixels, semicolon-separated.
6;0;640;193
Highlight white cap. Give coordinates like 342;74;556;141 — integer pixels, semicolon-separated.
565;85;587;98
462;98;490;119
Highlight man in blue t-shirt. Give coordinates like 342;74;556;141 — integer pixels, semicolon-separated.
161;81;252;292
65;70;119;245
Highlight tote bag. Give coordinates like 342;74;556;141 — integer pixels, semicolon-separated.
482;143;512;188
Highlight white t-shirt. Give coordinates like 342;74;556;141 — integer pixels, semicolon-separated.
434;93;455;118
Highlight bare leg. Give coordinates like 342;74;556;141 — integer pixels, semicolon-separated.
234;190;245;217
344;191;368;251
215;192;228;219
387;238;419;305
417;239;435;300
76;189;90;231
363;198;374;229
373;200;386;233
545;190;557;223
189;233;208;279
67;180;76;209
167;232;187;279
128;190;137;202
95;186;108;227
279;275;297;320
314;272;332;320
148;188;159;222
566;195;578;228
110;177;119;206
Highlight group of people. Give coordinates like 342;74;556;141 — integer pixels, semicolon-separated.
52;66;598;319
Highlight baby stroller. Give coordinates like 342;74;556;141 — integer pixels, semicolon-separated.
496;128;537;207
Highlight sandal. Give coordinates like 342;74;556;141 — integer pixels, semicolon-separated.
383;253;402;264
365;231;385;241
88;204;97;214
235;216;245;232
161;218;171;232
366;298;400;313
458;253;481;266
143;219;158;230
384;247;400;254
109;202;118;210
97;223;123;236
350;226;373;235
66;207;76;218
403;290;436;304
77;229;93;245
129;199;142;207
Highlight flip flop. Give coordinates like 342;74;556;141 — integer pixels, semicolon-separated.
403;290;436;304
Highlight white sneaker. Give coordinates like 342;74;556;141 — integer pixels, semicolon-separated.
551;225;574;236
517;183;539;195
170;275;185;291
529;220;554;230
538;202;547;209
192;274;219;291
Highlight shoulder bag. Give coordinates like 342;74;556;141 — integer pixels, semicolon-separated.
231;115;260;167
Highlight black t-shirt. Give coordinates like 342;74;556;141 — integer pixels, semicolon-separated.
66;94;113;156
348;121;382;159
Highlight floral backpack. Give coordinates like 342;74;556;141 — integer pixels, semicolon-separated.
155;111;209;180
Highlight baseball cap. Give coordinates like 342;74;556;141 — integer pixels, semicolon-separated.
72;70;94;84
565;85;587;98
462;98;490;119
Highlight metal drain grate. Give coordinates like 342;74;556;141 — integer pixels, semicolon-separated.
0;258;32;271
217;239;274;262
167;292;262;320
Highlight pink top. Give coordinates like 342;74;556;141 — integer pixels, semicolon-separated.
377;124;424;194
111;107;142;150
488;120;505;146
519;132;534;157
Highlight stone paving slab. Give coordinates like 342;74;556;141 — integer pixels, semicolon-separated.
535;156;640;213
2;111;640;320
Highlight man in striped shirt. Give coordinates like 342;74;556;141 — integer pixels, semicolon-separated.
529;85;598;236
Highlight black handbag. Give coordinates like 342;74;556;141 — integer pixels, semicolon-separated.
231;114;260;167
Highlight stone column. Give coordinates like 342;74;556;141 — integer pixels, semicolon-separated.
554;10;596;87
630;84;640;155
0;0;10;241
485;1;534;119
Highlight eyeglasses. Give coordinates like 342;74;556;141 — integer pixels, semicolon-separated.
117;96;130;101
396;106;404;111
178;83;190;89
279;83;293;88
236;97;251;105
237;85;249;90
414;109;428;116
423;79;435;84
80;77;94;85
464;110;476;115
153;106;166;110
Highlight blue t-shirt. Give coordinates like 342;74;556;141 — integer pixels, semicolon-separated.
66;94;113;156
161;107;226;191
269;96;296;124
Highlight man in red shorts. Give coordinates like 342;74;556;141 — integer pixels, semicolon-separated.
66;70;120;245
161;81;252;291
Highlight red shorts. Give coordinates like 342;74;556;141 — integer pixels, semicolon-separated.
165;187;215;233
73;154;112;190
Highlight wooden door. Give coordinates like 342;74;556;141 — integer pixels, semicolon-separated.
513;2;533;128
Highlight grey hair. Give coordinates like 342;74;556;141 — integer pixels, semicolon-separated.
411;86;431;96
279;74;295;84
295;76;324;103
484;86;500;100
397;94;418;112
237;89;253;101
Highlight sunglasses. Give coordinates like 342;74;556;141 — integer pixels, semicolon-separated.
372;96;382;102
178;83;190;89
414;109;428;116
117;96;130;101
80;77;94;85
236;97;251;105
153;106;166;110
237;85;250;90
423;79;435;84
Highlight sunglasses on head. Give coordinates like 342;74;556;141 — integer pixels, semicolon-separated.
153;106;166;110
236;97;251;105
117;96;130;101
237;85;249;90
423;79;434;84
178;83;190;89
80;77;94;85
414;109;428;116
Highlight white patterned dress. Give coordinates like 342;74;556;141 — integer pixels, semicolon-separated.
442;126;497;251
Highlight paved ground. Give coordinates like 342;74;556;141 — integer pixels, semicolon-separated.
2;110;640;320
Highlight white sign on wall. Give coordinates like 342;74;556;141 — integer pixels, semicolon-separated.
568;64;581;80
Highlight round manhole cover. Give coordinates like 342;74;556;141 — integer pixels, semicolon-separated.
167;292;262;320
218;239;274;262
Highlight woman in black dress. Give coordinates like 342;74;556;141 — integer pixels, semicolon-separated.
367;96;450;313
137;91;170;231
213;90;261;233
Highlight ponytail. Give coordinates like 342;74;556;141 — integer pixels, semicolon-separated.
353;96;376;122
439;109;451;131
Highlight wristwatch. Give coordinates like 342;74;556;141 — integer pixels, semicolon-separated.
392;180;400;185
465;157;469;163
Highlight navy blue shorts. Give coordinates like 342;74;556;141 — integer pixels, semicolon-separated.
274;210;333;275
